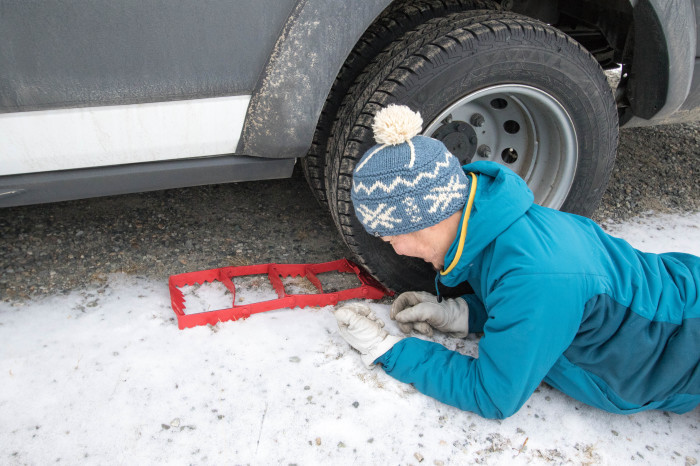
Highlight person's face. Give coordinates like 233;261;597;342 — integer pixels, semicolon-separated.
382;231;443;270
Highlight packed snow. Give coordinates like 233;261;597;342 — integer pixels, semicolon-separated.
1;212;699;465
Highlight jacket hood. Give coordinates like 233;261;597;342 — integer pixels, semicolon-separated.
437;161;534;288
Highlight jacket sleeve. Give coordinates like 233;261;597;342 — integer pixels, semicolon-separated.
376;274;584;419
463;294;487;333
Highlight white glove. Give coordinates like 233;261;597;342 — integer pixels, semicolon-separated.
391;291;469;338
334;303;403;367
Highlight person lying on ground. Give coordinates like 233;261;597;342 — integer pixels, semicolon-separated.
334;104;700;419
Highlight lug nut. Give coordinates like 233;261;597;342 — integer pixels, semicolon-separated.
470;113;485;127
477;144;491;157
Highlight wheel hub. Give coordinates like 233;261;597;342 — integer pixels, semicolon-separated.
430;120;478;165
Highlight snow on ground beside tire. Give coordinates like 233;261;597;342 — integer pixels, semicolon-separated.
1;213;699;465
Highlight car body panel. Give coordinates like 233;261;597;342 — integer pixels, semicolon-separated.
0;95;250;175
0;0;295;112
0;155;295;208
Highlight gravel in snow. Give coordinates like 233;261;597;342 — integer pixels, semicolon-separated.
1;212;699;465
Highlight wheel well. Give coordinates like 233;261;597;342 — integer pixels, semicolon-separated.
504;0;638;120
506;0;633;70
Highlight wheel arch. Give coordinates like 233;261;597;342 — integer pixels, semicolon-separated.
621;0;697;125
237;0;393;159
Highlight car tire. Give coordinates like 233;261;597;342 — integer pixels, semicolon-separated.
301;0;501;209
325;11;618;292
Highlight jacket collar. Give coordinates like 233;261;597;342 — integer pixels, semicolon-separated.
435;161;534;294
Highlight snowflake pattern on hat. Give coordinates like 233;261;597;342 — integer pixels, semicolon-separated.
356;204;401;231
424;175;468;213
351;105;471;237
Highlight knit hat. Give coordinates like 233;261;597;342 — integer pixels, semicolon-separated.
351;105;470;237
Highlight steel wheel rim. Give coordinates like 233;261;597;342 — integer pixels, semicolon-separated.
423;84;578;210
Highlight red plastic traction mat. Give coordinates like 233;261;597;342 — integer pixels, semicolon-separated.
169;259;392;329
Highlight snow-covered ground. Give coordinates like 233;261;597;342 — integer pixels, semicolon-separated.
1;212;699;465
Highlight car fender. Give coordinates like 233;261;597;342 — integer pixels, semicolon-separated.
238;0;392;159
624;0;697;125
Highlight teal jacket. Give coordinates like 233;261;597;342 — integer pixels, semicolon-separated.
376;161;700;419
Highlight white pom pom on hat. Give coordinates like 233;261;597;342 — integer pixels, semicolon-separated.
355;104;425;173
372;104;423;145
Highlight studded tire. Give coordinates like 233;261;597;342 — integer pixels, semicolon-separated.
325;11;618;293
